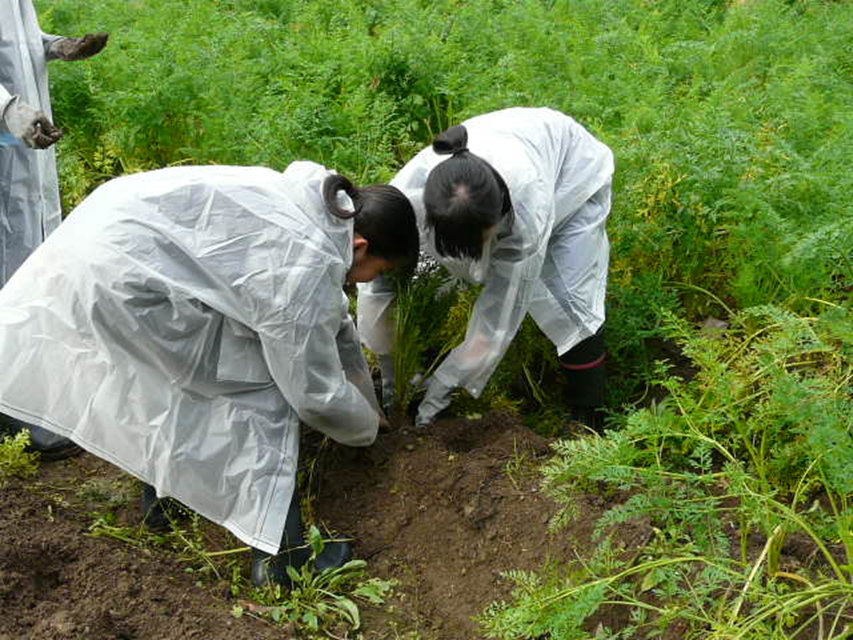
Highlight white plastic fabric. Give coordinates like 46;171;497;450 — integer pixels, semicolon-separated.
0;161;380;553
0;0;62;285
358;107;614;398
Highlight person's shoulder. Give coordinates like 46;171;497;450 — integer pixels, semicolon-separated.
281;160;330;182
391;146;438;191
120;164;279;186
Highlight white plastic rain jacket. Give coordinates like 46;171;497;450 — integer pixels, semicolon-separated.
0;161;380;553
358;107;614;398
0;0;62;284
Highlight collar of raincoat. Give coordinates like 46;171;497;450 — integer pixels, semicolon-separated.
279;161;355;279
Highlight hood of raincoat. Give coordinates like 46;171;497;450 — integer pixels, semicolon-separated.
279;160;355;274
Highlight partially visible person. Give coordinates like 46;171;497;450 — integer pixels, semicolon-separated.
358;107;614;431
0;161;419;586
0;0;108;459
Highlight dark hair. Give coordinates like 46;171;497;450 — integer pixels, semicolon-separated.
323;174;419;276
423;124;513;260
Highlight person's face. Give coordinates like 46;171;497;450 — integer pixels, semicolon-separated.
347;235;396;284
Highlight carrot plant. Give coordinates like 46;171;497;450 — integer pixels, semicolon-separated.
40;0;853;415
482;305;853;638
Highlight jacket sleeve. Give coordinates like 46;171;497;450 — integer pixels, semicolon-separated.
41;32;61;56
258;271;379;447
0;83;14;114
431;179;553;398
356;275;397;356
336;295;383;416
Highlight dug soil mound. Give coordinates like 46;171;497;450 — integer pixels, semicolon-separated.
0;412;631;639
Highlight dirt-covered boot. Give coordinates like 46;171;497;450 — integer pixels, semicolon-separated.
251;487;352;588
560;326;606;435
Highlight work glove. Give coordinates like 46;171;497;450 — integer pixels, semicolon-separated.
1;97;62;149
46;33;109;61
415;377;454;429
377;354;396;415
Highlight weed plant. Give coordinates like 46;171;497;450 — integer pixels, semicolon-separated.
90;508;393;634
236;525;397;635
0;431;39;487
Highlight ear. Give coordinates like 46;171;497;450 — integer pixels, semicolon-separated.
352;234;369;261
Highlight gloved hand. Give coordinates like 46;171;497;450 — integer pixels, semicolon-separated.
377;354;396;415
47;33;109;61
2;97;62;149
415;377;454;429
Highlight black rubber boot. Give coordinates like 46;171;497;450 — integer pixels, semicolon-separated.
140;483;171;532
560;327;607;435
0;413;82;461
251;486;352;589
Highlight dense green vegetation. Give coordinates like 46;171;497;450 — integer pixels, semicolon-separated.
39;0;853;636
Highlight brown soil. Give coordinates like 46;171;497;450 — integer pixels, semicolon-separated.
0;411;623;639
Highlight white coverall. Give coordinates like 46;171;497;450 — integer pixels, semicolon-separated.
358;107;614;419
0;161;381;554
0;0;63;284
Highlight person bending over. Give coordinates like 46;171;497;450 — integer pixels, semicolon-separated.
0;161;419;586
358;107;614;431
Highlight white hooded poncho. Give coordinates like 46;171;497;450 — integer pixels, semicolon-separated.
358;107;615;397
0;161;379;553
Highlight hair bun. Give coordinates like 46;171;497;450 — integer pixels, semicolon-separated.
432;124;469;156
322;174;361;220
